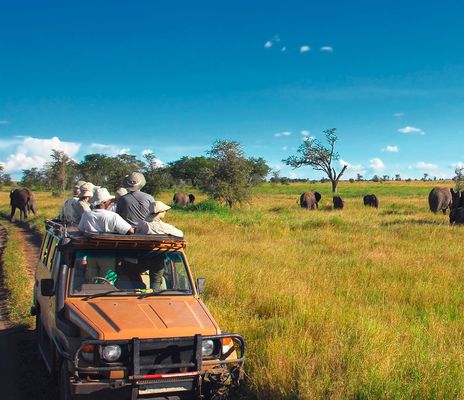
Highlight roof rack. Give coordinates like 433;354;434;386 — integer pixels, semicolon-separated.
45;220;187;251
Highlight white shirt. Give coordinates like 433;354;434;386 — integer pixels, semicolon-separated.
78;209;132;234
137;219;184;237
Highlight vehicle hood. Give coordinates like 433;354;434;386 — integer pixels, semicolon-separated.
66;297;220;340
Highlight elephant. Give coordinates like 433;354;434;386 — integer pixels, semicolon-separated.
173;192;195;207
333;195;344;209
10;188;37;221
428;187;452;214
363;194;379;208
450;190;464;225
298;191;322;210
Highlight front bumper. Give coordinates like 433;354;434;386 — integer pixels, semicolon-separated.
69;333;245;399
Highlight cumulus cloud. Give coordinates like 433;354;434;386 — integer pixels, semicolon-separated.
3;136;81;174
393;112;405;118
369;158;385;172
409;161;438;170
274;131;291;137
264;41;273;48
89;143;130;156
339;159;362;172
281;46;287;52
0;120;9;125
320;46;333;52
398;126;425;135
300;45;311;53
382;145;399;152
282;146;288;151
453;162;464;170
300;130;310;137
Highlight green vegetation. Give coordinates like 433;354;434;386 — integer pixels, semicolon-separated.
1;181;463;399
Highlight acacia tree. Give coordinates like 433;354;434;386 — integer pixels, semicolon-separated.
283;128;348;193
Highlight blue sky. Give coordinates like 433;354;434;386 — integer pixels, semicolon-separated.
1;0;464;180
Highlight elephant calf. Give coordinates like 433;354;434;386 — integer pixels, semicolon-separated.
10;188;37;221
363;194;379;208
333;196;344;209
173;192;195;207
299;191;322;210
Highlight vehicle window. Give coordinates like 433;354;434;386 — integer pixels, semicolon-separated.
69;250;192;295
46;238;59;270
51;250;61;282
40;234;53;266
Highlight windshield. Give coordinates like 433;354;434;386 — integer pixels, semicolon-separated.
69;250;192;296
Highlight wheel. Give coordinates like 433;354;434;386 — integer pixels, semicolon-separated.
59;360;74;400
93;276;113;285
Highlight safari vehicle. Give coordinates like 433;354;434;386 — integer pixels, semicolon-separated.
32;220;245;400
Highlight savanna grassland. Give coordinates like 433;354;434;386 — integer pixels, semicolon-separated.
2;181;464;399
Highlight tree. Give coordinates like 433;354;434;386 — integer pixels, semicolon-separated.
270;169;281;185
356;173;363;182
453;167;464;191
247;157;271;185
395;174;401;181
422;173;429;181
283;128;348;193
372;175;380;182
169;156;214;187
200;140;253;208
142;152;174;195
46;149;77;193
21;168;47;189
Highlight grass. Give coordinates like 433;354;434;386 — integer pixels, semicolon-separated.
1;181;463;399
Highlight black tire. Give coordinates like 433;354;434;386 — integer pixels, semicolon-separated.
59;361;74;400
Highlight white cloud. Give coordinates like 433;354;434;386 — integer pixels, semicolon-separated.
398;126;425;135
141;149;153;156
274;131;291;137
393;112;405;117
382;145;399;152
453;162;464;170
339;159;363;172
264;41;273;48
409;161;438;171
369;158;385;172
282;146;288;151
281;46;287;52
0;120;9;125
3;136;81;174
89;143;130;156
320;46;333;52
300;45;311;53
300;130;310;137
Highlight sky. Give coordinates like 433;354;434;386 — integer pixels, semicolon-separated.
1;0;464;180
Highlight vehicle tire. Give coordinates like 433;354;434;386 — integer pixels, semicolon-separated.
59;360;74;400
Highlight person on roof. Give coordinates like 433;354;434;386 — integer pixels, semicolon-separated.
79;188;135;234
116;172;155;227
73;182;94;223
136;201;183;237
107;187;128;212
59;180;86;225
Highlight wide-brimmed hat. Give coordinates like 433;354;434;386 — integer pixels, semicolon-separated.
145;201;171;222
92;188;115;207
123;172;146;191
79;183;94;198
76;180;86;187
115;187;128;199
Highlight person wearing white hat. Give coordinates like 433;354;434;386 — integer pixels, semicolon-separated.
78;188;134;235
136;201;183;237
73;182;94;224
116;172;155;227
59;181;86;225
107;187;128;212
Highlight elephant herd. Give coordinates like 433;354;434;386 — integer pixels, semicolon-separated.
298;191;379;210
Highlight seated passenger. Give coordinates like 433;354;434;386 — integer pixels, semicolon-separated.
74;182;94;223
59;180;86;225
116;172;155;227
107;187;128;212
136;201;183;237
79;188;135;235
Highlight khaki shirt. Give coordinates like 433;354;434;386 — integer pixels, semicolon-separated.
137;219;183;237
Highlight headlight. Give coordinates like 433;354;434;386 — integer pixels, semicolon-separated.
202;339;215;356
102;345;122;362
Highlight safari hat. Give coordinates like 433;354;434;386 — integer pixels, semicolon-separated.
76;180;86;187
145;201;171;222
123;172;146;191
115;187;128;199
79;183;94;198
92;188;115;207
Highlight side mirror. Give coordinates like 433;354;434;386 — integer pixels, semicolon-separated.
196;278;206;295
41;279;55;297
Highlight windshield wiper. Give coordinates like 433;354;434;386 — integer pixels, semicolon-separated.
138;289;192;299
83;289;143;300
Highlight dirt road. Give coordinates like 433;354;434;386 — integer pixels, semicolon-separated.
0;221;55;400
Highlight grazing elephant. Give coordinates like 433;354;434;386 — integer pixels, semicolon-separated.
333;195;344;209
173;192;195;207
363;194;379;208
450;190;464;225
10;188;37;221
428;187;452;214
298;191;322;210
